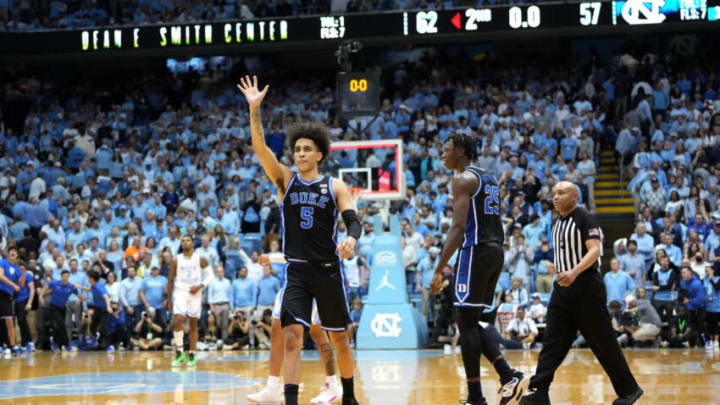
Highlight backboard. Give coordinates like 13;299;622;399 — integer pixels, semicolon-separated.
330;139;405;201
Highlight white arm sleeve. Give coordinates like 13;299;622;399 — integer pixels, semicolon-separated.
201;266;213;288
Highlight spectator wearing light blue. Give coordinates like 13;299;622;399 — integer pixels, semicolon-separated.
560;134;578;162
532;239;554;293
416;246;440;319
523;214;545;250
9;214;29;241
704;266;720;348
231;267;257;320
604;258;635;309
651;256;678;325
654;233;682;268
119;267;143;329
620;240;646;288
255;264;281;319
704;221;720;257
652;82;670;113
630;222;655;272
139;266;168;326
508;234;534;287
65;259;89;344
209;265;233;340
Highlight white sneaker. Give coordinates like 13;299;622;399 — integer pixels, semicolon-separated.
246;385;283;404
310;380;342;404
706;340;714;351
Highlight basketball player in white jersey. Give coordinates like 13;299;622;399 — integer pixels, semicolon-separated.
167;235;213;367
247;253;343;404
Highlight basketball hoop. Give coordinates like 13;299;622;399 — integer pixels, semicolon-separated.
349;187;365;203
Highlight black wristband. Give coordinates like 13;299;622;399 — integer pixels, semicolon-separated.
342;209;362;240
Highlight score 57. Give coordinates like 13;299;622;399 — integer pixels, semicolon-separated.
579;2;602;26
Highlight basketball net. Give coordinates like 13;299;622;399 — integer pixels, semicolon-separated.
349;187;366;203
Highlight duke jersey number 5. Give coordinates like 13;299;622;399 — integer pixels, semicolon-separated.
300;206;314;229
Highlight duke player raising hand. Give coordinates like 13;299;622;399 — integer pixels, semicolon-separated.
238;75;360;405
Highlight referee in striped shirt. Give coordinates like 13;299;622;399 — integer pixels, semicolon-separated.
520;181;643;405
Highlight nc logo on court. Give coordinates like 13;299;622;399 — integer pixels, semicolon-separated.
374;251;397;265
370;313;403;338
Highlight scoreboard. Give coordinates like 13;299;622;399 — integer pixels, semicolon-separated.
1;0;718;56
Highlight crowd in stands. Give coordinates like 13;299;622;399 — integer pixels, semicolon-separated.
0;43;719;354
608;51;720;350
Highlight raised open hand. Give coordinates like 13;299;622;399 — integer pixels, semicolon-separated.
237;75;269;109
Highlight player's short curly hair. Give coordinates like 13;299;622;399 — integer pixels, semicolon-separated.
287;122;332;166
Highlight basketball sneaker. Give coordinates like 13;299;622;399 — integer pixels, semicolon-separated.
612;387;643;405
246;385;283;403
498;371;530;405
106;345;115;353
187;352;197;367
171;351;186;367
519;388;551;405
705;340;714;351
26;342;35;352
310;379;343;404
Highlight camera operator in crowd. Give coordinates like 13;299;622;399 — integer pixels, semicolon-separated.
252;308;273;349
130;307;163;351
224;310;251;350
505;306;538;349
617;293;662;347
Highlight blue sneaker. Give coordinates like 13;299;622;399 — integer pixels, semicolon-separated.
106;345;115;353
50;342;59;352
11;346;23;356
26;342;35;352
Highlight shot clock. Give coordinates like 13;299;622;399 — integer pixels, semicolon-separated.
336;71;381;119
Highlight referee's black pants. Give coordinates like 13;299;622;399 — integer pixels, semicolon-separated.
529;271;639;397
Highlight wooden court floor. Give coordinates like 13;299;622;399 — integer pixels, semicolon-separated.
0;348;718;404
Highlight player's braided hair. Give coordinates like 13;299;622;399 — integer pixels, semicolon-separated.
447;134;478;161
